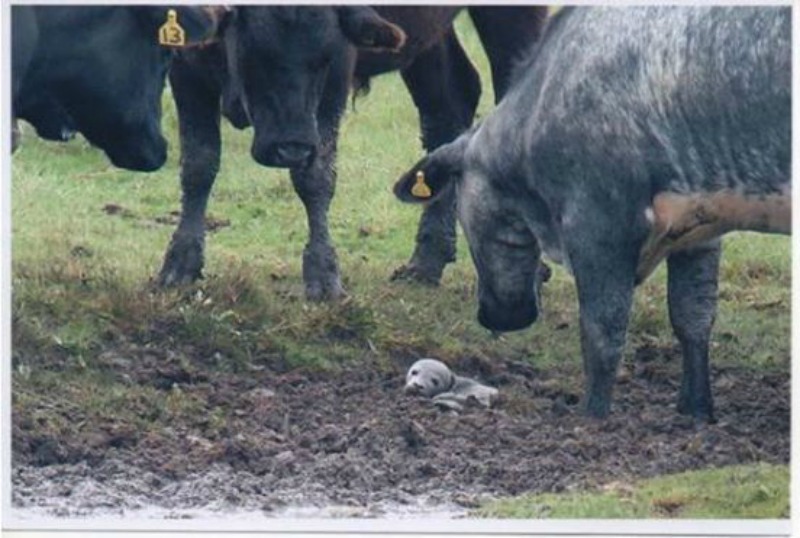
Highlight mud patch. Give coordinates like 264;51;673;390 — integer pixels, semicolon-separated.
12;462;468;519
11;345;790;518
153;210;231;233
102;204;230;232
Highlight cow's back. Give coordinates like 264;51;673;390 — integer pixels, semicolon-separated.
497;7;790;196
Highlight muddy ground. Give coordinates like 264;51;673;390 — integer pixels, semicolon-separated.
11;342;790;518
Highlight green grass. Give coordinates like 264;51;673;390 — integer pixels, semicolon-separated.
475;463;789;519
10;13;790;517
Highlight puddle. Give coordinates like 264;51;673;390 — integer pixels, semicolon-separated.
11;501;467;522
10;463;469;523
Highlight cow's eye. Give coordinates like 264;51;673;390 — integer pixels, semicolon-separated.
411;370;418;375
494;225;536;249
432;379;439;386
493;218;536;248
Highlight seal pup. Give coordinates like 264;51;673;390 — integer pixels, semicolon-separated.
404;358;498;411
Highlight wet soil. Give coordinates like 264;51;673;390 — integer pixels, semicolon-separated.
11;344;790;518
102;203;231;232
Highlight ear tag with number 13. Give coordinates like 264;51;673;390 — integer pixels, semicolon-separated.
159;9;186;47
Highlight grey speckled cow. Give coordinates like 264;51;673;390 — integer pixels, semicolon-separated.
405;358;498;411
395;7;790;421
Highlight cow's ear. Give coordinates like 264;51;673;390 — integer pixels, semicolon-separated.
139;6;232;47
394;136;469;204
336;7;406;51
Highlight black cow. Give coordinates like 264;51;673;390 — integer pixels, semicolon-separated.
11;6;38;152
11;6;221;171
394;7;791;421
156;6;548;298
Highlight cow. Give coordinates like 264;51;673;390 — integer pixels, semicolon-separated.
10;6;38;152
11;6;222;171
393;6;791;421
155;6;548;299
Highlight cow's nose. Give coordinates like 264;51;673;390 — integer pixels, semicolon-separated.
107;136;168;172
477;285;539;333
272;142;316;168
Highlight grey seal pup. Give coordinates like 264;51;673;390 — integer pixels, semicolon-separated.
404;358;498;411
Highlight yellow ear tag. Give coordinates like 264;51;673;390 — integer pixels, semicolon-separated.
411;170;432;199
159;9;186;47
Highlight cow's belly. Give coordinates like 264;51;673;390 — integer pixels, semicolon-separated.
636;189;792;282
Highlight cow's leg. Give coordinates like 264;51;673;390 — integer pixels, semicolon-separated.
468;6;548;101
567;229;637;418
157;56;222;287
667;239;721;422
392;29;481;284
287;58;350;302
289;137;344;301
576;273;635;419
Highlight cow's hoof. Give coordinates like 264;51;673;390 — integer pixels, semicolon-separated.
677;399;716;424
390;263;442;286
301;243;344;302
581;397;612;420
157;267;203;288
157;237;204;288
305;278;346;302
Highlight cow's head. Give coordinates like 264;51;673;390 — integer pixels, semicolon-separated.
394;130;546;333
14;6;220;171
216;6;406;168
19;92;77;142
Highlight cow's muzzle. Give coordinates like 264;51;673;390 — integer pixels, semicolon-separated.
477;286;539;333
254;141;316;169
106;136;168;172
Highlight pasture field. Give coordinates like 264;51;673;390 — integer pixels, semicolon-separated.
9;14;789;519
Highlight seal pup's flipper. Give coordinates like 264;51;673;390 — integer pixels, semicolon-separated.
450;376;498;408
432;393;466;411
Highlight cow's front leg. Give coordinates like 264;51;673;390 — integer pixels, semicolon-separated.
394;185;458;285
667;239;721;422
157;55;221;287
569;241;637;418
392;30;481;285
577;282;635;418
289;134;344;301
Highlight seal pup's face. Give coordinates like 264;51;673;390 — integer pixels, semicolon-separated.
404;359;455;398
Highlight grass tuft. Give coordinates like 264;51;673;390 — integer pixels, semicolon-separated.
475;463;789;519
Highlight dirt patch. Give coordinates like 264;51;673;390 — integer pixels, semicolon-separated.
11;343;790;517
152;210;231;232
102;204;230;232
